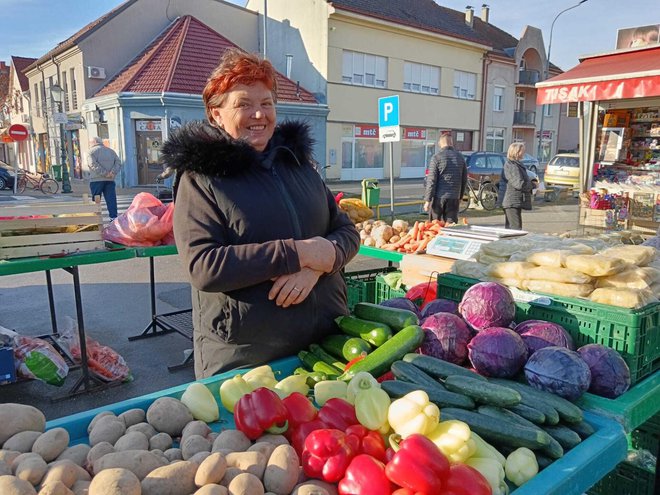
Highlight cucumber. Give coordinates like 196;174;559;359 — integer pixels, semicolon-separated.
320;335;371;362
508;403;547;425
380;380;476;409
297;350;342;377
294;367;329;388
353;302;419;331
335;315;393;347
541;424;582;450
566;420;595;440
489;378;560;425
444;375;522;407
339;324;425;380
310;343;347;370
390;360;444;389
489;378;583;424
319;335;351;360
535;453;555;470
402;353;487;381
440;407;552;451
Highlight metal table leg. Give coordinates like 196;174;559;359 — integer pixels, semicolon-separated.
128;256;174;341
45;270;58;335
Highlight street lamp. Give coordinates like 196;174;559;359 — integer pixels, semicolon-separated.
536;0;589;163
50;84;72;193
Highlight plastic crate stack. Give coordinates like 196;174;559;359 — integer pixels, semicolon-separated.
343;267;400;310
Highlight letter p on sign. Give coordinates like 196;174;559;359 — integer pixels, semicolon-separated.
378;95;399;128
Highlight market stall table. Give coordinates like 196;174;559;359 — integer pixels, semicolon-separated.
0;247;137;400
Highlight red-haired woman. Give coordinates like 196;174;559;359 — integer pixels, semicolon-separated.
161;48;360;378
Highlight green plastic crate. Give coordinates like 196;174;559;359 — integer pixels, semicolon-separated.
587;461;656;495
375;272;406;303
344;268;398;310
631;413;660;454
437;273;660;385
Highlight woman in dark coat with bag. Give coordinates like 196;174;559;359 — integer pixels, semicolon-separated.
498;142;533;230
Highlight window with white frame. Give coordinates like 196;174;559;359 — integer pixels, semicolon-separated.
544;104;552;117
453;71;477;100
342;50;387;88
403;62;439;95
493;86;504;111
486;127;505;153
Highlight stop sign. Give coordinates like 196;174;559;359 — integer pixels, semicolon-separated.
7;124;29;142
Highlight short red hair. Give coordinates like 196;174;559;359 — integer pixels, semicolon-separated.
203;48;278;123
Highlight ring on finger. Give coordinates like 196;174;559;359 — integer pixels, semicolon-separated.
292;287;302;293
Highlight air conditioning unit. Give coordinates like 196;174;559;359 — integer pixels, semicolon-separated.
21;114;29;123
87;66;106;79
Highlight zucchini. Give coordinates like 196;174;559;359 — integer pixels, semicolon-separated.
541;424;582;450
390;360;444;389
353;302;419;331
294;367;329;388
489;378;583;424
444;375;521;407
402;353;487;381
335;315;393;347
310;343;347;370
339;324;425;380
320;335;371;362
440;407;552;451
297;350;342;377
508;403;546;425
566;420;595;440
380;380;475;409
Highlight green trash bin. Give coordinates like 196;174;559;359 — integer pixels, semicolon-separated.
50;165;62;181
361;178;380;207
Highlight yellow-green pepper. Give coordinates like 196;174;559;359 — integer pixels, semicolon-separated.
387;390;440;438
355;386;390;430
242;365;278;389
314;379;348;406
274;374;310;398
346;371;380;404
219;374;253;413
426;420;476;463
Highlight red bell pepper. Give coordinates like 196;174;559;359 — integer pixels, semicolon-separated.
233;387;289;440
385;434;450;494
377;371;394;383
317;398;359;430
443;464;492;495
345;424;387;462
338;454;395;495
302;428;359;483
282;392;318;429
286;418;327;457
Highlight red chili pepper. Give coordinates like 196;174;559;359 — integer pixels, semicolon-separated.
377;371;395;383
338;454;395;495
302;428;359;483
286;418;328;458
233;387;289;440
443;464;492;495
317;398;359;430
282;392;318;429
385;434;450;494
344;354;366;372
345;424;387;462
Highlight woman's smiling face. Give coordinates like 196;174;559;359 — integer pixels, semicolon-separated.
210;81;276;152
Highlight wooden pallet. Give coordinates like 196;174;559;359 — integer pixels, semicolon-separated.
0;199;104;259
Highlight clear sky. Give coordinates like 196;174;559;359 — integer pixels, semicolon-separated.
0;0;657;71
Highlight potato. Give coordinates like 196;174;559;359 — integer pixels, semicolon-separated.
225;451;267;479
293;480;337;495
113;432;149;452
41;460;79;488
188;451;211;467
146;398;193;437
194;485;228;495
126;423;157;439
212;431;251;454
88;468;140;495
36;480;73;495
85;444;114;471
148;433;172;451
163;448;182;462
1;460;11;476
31;429;69;463
86;413;115;435
140;460;197;495
15;455;48;485
291;485;330;495
70;479;90;495
4;432;42;453
0;405;46;445
0;474;38;494
227;473;264;495
0;450;22;465
247;442;276;461
181;421;212;441
207;432;219;444
118;410;145;429
93;450;166;480
255;435;288;447
88;418;125;447
55;445;90;468
263;445;299;495
181;434;211;461
12;453;43;471
219;467;243;487
195;452;227;486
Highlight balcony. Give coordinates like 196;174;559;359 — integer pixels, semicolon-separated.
514;110;536;126
517;70;540;86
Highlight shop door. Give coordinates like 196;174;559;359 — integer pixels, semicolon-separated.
136;128;163;185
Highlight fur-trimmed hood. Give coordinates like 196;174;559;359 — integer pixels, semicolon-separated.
161;120;315;177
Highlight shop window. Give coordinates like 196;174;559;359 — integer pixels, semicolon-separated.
453;71;476;100
544;104;552;117
493;86;504;111
342;50;387;88
403;62;439;95
486;127;505;153
341;125;384;169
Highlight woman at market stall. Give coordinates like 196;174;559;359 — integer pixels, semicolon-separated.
161;48;360;379
498;142;533;230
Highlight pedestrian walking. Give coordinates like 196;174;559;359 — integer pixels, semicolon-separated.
87;137;123;220
498;142;533;230
423;134;467;224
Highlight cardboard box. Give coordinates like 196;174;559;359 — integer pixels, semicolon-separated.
400;253;455;288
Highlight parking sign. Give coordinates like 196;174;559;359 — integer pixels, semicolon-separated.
378;95;400;143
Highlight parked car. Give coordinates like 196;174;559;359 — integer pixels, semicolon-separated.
544;153;580;188
0;160;17;190
520;153;540;174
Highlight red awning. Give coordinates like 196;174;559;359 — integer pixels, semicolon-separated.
536;46;660;105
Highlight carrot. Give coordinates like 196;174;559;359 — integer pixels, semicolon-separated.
416;225;424;241
392;233;413;248
415;236;432;253
410;221;419;240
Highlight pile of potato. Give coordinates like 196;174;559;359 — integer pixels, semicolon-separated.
0;402;336;495
357;219;445;253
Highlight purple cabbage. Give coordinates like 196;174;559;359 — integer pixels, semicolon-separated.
577;344;631;398
467;327;528;378
419;312;473;364
459;282;516;332
524;346;592;400
379;297;421;318
420;298;459;320
514;320;575;354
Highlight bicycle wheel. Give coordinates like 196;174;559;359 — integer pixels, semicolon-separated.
17;177;27;193
40;178;59;194
459;191;471;213
479;182;499;211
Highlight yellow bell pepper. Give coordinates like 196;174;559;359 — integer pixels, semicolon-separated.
346;371;380;404
355;386;390;430
219;374;253;413
387;390;440;438
426;420;476;463
274;374;310;398
314;379;348;406
242;365;278;389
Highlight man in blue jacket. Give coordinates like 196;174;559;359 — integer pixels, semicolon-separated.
423;134;467;224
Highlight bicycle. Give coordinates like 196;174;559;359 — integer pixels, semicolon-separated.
16;169;60;194
459;177;498;213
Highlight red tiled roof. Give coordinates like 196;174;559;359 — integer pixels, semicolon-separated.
96;16;317;104
11;56;37;91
